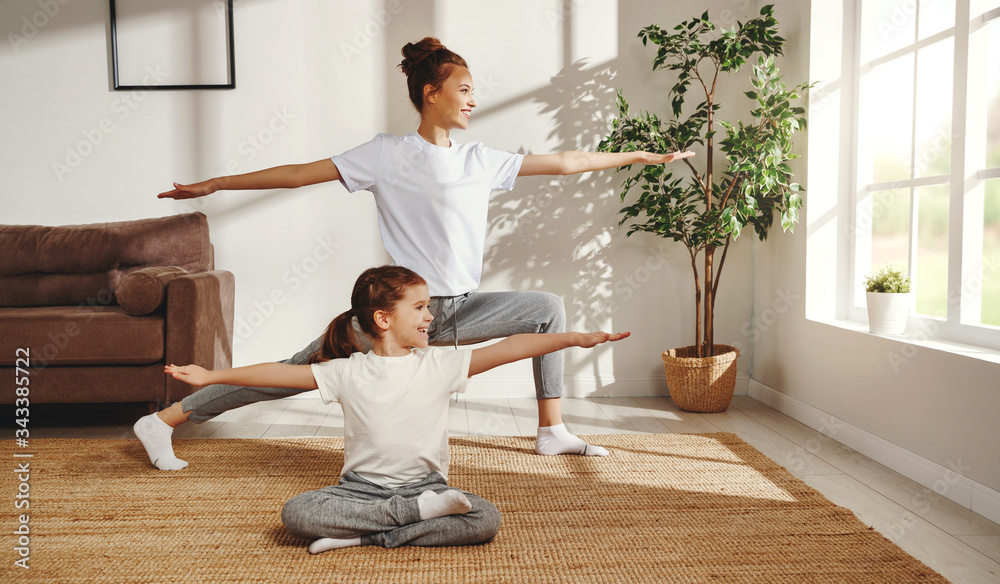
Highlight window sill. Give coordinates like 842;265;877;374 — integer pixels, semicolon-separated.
815;318;1000;366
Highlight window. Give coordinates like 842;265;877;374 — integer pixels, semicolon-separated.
849;0;1000;347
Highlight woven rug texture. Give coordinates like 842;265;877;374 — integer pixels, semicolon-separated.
2;433;948;583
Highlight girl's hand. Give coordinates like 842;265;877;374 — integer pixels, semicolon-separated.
158;179;219;200
164;363;212;386
638;151;696;165
576;331;631;348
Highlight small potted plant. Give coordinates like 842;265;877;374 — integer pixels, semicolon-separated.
863;266;912;335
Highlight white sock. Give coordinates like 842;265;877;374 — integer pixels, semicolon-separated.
133;413;188;471
535;423;609;456
308;537;362;554
417;489;472;521
308;491;473;554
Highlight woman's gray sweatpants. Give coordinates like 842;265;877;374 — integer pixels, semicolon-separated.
281;472;501;548
180;290;566;423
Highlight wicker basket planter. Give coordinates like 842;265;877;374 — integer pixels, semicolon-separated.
661;345;740;413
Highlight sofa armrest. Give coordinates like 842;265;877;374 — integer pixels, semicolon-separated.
164;270;235;403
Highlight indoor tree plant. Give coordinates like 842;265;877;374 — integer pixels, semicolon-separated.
598;5;810;411
864;266;912;335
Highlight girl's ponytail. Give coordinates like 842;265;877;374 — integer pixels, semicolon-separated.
308;265;427;363
307;310;361;363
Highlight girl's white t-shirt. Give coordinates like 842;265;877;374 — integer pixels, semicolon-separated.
330;132;524;297
310;347;472;489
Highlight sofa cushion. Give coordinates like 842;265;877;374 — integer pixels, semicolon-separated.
0;306;164;366
0;213;212;307
116;266;189;315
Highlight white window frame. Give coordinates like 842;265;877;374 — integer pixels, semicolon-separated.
846;0;1000;351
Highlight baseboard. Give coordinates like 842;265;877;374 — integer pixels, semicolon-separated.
748;379;1000;526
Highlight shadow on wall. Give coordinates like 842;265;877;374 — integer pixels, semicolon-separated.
485;60;615;333
484;60;683;384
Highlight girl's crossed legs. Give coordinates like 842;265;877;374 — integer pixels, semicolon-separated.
282;471;500;553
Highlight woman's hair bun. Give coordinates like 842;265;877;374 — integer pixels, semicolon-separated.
399;37;447;77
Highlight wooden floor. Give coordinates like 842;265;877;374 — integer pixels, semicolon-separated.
13;394;1000;584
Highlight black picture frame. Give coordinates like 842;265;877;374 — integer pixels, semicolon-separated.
109;0;235;91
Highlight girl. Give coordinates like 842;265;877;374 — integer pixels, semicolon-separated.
138;36;690;471
165;266;629;553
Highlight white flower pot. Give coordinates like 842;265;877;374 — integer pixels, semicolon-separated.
866;292;910;335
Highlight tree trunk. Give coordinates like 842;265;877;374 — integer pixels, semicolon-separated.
690;253;702;358
704;246;715;357
703;90;715;357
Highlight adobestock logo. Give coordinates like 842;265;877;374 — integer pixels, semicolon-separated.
339;0;411;62
51;65;169;182
233;235;339;346
182;106;297;214
877;0;920;40
885;256;1000;372
233;107;297;165
733;287;800;357
7;0;74;54
578;240;674;331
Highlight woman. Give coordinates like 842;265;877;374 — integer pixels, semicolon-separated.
137;37;692;471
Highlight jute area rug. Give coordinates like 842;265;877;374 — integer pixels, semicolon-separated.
5;433;947;583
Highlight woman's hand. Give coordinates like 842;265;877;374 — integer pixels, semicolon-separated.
637;150;696;165
164;364;213;386
158;179;219;200
575;331;631;349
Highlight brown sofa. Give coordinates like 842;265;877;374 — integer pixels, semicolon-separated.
0;212;234;408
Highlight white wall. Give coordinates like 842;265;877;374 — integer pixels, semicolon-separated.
1;0;761;398
754;0;1000;502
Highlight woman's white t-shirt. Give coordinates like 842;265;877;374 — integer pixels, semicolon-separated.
330;132;524;297
310;347;472;489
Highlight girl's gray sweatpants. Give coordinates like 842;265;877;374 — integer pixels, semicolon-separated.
281;471;501;548
180;290;566;423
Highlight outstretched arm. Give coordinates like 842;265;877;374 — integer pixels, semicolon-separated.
469;331;630;377
518;150;694;177
164;362;319;390
158;159;341;200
